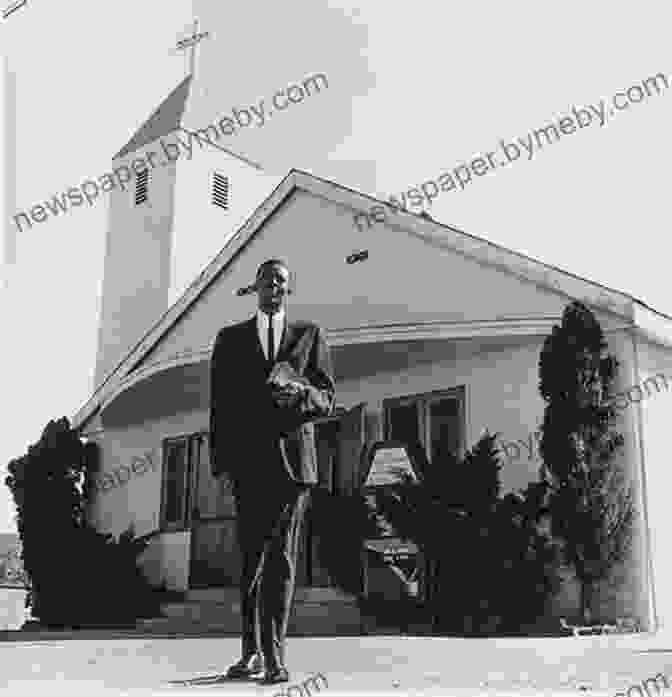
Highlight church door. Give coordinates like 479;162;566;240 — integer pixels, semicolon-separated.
188;432;240;588
295;404;367;589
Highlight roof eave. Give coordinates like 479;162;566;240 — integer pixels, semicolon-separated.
72;168;665;429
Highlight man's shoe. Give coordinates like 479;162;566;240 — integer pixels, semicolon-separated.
225;655;264;680
259;667;289;685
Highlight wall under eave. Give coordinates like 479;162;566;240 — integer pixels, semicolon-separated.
83;325;648;621
630;334;672;632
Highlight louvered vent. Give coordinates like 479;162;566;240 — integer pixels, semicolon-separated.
135;169;149;205
212;173;229;210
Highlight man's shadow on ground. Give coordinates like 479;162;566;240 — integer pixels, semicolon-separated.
168;674;262;687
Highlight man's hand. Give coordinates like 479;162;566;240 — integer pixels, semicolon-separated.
272;382;305;409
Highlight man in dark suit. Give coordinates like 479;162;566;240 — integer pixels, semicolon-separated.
209;259;335;685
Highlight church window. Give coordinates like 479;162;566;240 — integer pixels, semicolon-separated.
383;387;465;474
135;168;149;205
212;172;229;210
161;437;192;531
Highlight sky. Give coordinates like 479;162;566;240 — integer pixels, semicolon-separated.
0;0;670;533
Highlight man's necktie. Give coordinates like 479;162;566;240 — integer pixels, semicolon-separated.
267;314;275;365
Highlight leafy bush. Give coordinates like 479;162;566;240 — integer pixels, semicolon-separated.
5;417;162;627
371;433;563;635
488;483;563;633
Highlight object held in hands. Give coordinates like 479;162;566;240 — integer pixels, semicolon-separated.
268;362;309;409
267;361;310;391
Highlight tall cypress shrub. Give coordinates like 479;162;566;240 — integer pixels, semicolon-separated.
539;300;634;624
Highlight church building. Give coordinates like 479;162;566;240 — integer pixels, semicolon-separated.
72;51;672;637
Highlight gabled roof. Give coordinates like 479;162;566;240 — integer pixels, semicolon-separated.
73;168;672;430
115;75;193;160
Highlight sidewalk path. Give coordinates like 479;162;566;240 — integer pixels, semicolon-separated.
1;632;672;697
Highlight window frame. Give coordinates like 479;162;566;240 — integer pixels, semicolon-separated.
383;386;466;465
160;432;206;533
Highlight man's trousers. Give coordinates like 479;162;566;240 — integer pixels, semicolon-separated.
235;480;311;670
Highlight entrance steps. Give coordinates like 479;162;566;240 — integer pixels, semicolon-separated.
137;587;363;636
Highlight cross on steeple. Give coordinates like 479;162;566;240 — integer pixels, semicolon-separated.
2;0;27;21
175;18;211;76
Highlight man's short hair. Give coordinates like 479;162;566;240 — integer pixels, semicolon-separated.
256;258;289;279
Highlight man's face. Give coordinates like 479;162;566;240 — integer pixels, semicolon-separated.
256;263;290;314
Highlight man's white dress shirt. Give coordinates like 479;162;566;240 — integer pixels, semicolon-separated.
257;309;285;362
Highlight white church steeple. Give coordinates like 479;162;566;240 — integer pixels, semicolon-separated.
94;75;194;389
94;22;283;389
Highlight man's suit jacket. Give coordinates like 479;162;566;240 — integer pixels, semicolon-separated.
209;316;335;490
